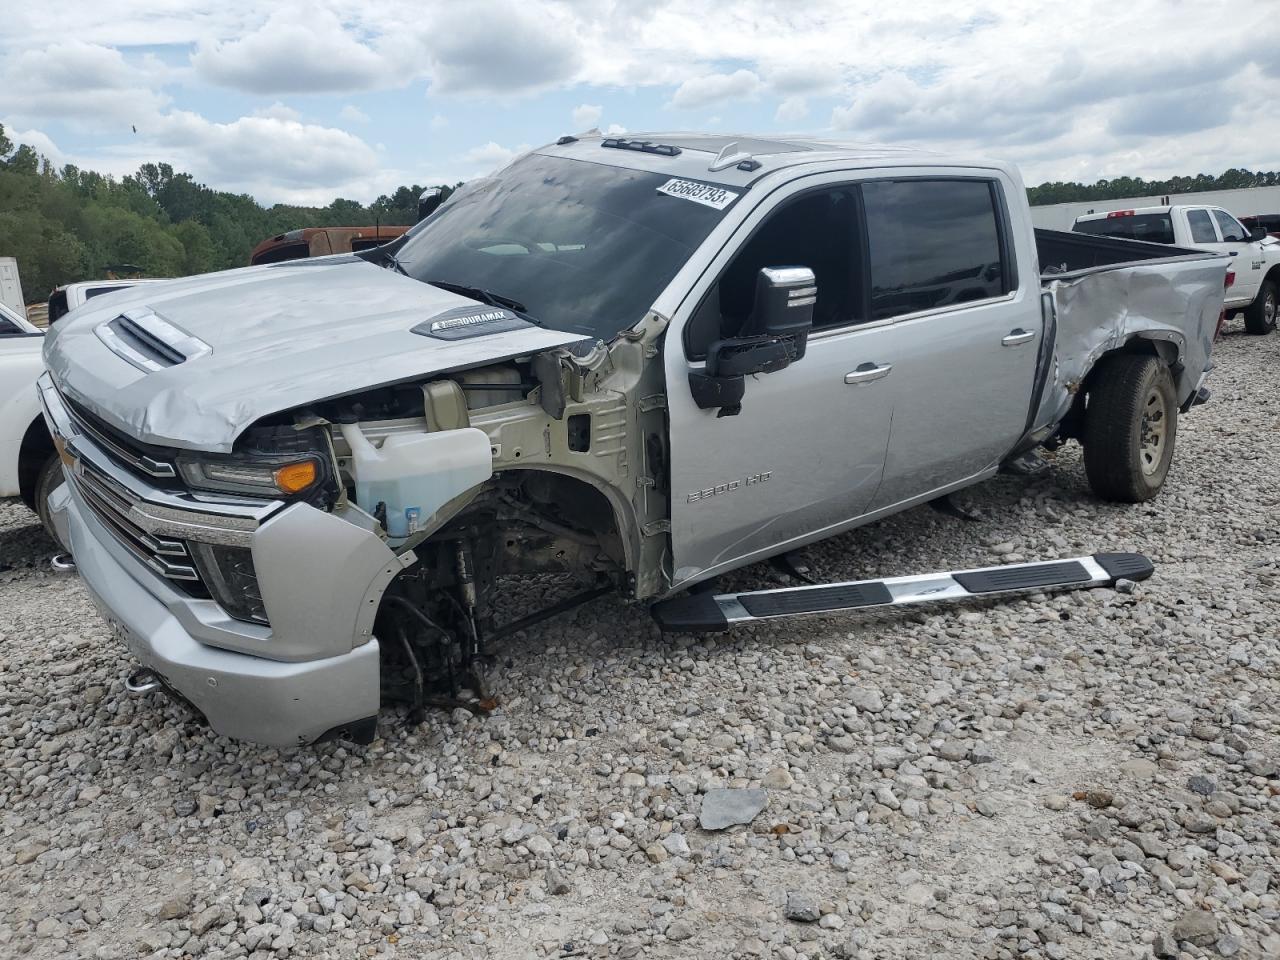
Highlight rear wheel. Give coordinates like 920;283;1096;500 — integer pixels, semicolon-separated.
1244;280;1277;335
34;455;68;551
1083;354;1177;503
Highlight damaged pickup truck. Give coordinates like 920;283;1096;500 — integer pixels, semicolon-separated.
39;134;1227;746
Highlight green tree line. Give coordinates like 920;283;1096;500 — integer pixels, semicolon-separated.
0;122;454;303
1027;169;1280;206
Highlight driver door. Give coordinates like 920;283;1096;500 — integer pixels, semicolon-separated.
665;182;895;587
1208;208;1264;303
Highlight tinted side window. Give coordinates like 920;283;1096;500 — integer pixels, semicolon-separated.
85;285;129;301
1186;209;1218;243
863;179;1007;321
1212;209;1247;242
0;317;20;335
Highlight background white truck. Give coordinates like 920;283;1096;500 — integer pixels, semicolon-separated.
0;301;61;540
1073;205;1279;334
1;279;151;543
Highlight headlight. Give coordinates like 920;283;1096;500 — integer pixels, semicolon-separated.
175;425;333;500
178;454;319;497
190;543;268;623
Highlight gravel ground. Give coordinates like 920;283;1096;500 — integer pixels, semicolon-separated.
2;323;1278;960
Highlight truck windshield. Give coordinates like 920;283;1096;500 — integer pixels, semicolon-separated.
1073;213;1175;245
394;154;732;340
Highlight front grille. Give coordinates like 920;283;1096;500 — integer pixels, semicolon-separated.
73;458;207;595
63;396;177;481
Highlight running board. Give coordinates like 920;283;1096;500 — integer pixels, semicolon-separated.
651;552;1153;633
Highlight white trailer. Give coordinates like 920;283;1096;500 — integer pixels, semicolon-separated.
0;258;26;322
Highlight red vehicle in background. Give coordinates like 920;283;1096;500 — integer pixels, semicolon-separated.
249;226;410;266
1240;215;1280;240
248;189;448;266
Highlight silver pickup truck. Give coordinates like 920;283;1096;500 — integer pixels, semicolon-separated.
39;134;1226;746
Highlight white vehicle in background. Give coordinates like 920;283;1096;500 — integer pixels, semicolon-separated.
3;280;151;543
47;278;167;326
0;301;62;541
1073;205;1280;334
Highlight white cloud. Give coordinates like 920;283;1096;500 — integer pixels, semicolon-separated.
0;41;169;131
774;96;808;124
191;9;390;94
604;123;627;136
572;103;603;129
460;140;529;173
430;113;449;130
153;111;378;194
339;105;370;124
253;102;301;122
669;70;763;110
423;1;582;96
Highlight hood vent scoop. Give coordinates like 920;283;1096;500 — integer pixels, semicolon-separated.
95;309;212;373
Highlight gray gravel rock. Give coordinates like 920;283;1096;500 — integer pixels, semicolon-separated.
1186;774;1216;795
784;891;821;922
1171;909;1218;946
699;788;767;830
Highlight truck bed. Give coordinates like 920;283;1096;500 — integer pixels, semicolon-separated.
1029;229;1227;439
1035;228;1208;277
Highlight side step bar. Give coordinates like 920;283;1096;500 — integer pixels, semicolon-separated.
651;552;1153;633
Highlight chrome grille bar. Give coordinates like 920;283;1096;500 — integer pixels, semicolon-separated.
73;459;202;584
63;397;176;479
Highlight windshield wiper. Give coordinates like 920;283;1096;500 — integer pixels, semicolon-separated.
366;245;408;276
426;280;539;323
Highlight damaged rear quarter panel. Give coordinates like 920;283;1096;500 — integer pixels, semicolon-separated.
1035;256;1224;432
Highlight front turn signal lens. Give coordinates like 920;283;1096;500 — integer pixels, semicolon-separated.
273;460;318;494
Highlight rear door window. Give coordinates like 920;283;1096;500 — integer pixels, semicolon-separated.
1212;209;1248;243
862;179;1009;321
1186;209;1219;243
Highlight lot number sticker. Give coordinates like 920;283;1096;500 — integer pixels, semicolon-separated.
657;178;739;210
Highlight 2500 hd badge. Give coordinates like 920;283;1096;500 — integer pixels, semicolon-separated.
687;471;772;503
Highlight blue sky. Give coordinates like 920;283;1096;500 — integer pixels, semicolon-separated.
1;1;1276;205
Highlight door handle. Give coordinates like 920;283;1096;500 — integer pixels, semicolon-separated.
845;362;892;384
1001;329;1035;347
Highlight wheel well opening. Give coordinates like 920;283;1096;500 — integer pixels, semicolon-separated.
17;418;56;510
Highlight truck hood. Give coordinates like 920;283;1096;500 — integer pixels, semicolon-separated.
43;257;592;452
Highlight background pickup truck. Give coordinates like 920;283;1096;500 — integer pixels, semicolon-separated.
1072;204;1279;334
40;134;1227;746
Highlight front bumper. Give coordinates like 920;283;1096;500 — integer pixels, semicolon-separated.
57;484;381;745
39;374;406;747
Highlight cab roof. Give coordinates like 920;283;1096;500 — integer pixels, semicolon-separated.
1075;204;1230;222
532;132;1010;188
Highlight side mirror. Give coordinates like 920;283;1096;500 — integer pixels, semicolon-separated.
1249;226;1268;242
417;188;444;223
741;266;817;340
689;266;816;414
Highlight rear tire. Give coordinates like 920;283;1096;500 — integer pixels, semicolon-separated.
1082;354;1177;503
34;455;68;551
1244;280;1277;335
